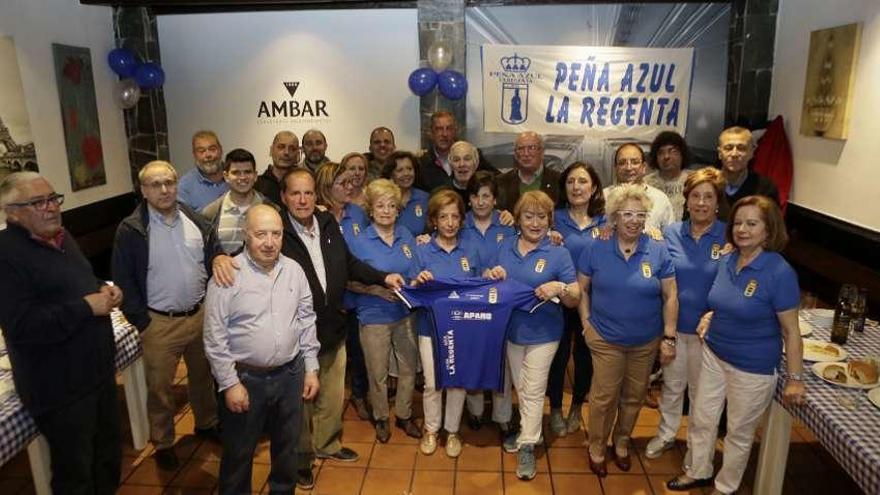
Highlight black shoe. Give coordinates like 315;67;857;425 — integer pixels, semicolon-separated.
466;411;482;431
666;475;713;491
350;397;371;421
395;417;423;439
154;447;179;471
375;420;391;443
316;446;359;462
194;425;222;444
296;468;315;490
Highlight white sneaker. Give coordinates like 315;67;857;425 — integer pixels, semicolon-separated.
445;432;462;458
420;431;438;455
645;436;675;459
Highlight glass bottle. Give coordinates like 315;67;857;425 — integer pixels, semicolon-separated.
831;284;855;345
850;288;868;333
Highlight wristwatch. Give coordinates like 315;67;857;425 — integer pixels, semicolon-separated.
787;371;805;382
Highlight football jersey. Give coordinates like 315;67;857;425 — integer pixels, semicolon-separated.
399;278;539;391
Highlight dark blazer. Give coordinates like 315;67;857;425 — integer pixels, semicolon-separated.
280;210;388;353
496;166;561;212
112;201;222;331
416;147;499;193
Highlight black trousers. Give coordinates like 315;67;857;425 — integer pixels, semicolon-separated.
33;375;121;495
547;308;593;409
219;356;304;495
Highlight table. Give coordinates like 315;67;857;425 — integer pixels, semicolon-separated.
0;310;148;494
755;308;880;495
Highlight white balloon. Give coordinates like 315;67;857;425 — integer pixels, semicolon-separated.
115;78;141;109
428;41;453;72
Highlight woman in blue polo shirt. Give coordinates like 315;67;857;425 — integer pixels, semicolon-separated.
347;179;422;443
411;189;483;459
577;184;678;478
547;161;607;437
668;196;805;495
485;190;581;481
646;168;727;460
383;150;429;236
315;162;373;419
460;171;516;264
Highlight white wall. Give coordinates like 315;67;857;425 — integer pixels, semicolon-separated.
158;10;420;172
0;0;132;211
769;0;880;231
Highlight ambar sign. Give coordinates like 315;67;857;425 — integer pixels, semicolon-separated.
257;82;330;124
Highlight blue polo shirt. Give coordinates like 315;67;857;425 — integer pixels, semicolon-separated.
348;224;420;325
414;234;485;336
706;251;799;375
553;209;606;267
490;236;576;345
398;188;429;236
178;168;229;211
460;211;516;267
578;234;675;346
339;203;368;240
663;220;726;334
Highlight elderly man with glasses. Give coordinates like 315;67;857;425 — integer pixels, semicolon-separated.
603;142;675;233
0;172;123;494
496;131;560;212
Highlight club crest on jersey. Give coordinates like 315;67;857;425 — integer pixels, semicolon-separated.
535;258;546;273
496;232;505;243
591;227;600;238
641;261;652;278
352;223;361;235
460;257;470;272
414;204;423;217
489;287;498;304
711;243;721;260
744;279;758;297
402;244;412;259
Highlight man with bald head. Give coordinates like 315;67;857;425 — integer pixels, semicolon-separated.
255;131;301;206
112;160;225;470
0;172;123;493
204;205;320;494
496;131;560;211
302;129;330;172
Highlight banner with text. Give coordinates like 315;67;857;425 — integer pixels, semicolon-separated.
481;44;694;140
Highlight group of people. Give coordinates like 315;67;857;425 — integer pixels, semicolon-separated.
0;108;807;495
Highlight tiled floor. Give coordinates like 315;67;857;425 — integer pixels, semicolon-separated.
0;360;867;494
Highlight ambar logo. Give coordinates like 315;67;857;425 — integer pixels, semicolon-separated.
257;82;329;122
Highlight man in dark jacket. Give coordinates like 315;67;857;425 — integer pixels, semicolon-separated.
112;160;224;471
717;126;780;220
417;111;498;193
496;131;560;211
279;168;404;488
0;172;122;494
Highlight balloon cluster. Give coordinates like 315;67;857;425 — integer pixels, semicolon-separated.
407;41;468;100
107;48;166;109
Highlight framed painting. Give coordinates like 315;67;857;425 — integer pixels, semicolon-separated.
0;36;39;185
52;43;106;190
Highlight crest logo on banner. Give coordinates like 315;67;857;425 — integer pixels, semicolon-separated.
499;54;532;124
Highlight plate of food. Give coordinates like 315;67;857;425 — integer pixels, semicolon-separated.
801;339;847;362
813;359;880;389
868;387;880;410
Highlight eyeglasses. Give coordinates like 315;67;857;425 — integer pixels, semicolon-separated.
8;193;65;210
515;144;542;153
143;180;178;190
616;158;643;167
618;210;648;221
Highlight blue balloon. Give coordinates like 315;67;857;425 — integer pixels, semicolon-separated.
438;70;468;100
408;68;437;97
107;48;138;78
134;62;165;90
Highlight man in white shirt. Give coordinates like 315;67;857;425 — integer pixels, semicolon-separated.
604;143;675;232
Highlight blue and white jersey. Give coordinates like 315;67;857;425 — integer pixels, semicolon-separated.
399;278;538;391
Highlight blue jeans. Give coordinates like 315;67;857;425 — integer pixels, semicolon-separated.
345;312;368;399
219;356;304;495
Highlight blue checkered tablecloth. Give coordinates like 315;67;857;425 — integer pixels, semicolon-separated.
0;310;141;466
778;308;880;495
